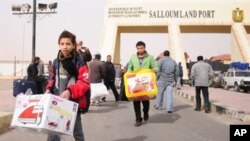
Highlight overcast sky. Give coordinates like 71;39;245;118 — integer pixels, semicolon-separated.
1;0;249;66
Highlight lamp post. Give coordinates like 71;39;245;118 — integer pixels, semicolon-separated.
11;0;57;61
32;0;36;62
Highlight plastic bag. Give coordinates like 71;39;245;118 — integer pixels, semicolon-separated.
90;83;109;99
25;88;33;95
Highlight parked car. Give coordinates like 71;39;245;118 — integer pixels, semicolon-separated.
223;69;250;93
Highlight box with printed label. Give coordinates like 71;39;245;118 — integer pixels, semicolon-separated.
124;69;158;101
11;94;78;136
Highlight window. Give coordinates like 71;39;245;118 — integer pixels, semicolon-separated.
235;72;250;77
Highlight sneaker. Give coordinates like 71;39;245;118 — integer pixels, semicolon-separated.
134;121;142;127
154;105;161;110
167;111;172;113
144;113;149;121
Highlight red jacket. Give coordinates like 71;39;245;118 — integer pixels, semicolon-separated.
46;53;90;109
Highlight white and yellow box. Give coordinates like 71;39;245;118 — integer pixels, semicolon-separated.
11;94;78;136
124;69;158;101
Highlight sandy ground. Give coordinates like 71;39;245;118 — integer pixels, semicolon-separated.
0;78;14;91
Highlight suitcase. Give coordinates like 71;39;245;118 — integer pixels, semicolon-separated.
13;79;37;97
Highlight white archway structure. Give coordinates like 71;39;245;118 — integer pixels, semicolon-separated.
99;0;250;79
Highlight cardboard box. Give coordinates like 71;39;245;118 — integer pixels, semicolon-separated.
11;94;78;136
124;69;158;101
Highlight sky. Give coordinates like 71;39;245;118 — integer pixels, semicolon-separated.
0;0;249;66
0;0;106;63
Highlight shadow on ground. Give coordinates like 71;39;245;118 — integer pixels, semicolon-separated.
87;102;127;113
173;104;192;112
148;113;181;123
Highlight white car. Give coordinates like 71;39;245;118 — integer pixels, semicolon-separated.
223;69;250;93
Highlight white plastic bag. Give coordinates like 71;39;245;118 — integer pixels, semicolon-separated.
90;83;109;99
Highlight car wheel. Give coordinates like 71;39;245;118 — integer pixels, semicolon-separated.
223;82;229;90
243;89;248;93
234;83;240;92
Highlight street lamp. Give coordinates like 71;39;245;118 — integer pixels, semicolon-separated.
12;4;21;11
11;0;57;61
21;4;31;12
38;3;47;11
49;3;57;11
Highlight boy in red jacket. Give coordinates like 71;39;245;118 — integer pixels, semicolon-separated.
46;30;90;141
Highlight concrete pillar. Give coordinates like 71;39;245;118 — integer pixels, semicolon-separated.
99;23;118;62
231;22;250;62
168;23;188;79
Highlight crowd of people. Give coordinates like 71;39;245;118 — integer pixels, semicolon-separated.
26;30;214;141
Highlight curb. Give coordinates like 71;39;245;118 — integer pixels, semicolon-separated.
175;90;250;123
0;112;13;133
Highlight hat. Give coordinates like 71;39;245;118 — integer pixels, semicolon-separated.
95;51;101;55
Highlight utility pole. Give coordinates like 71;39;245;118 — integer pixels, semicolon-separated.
32;0;36;61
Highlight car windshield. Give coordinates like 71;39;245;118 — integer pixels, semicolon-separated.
235;72;250;77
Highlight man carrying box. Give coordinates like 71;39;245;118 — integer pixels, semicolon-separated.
45;30;90;141
127;41;159;127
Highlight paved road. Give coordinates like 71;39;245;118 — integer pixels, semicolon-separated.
0;94;244;141
0;78;13;91
180;86;250;114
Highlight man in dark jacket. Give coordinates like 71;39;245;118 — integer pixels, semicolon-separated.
103;55;120;101
27;56;40;79
27;56;43;94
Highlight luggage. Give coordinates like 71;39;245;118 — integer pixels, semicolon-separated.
229;62;249;70
13;79;37;97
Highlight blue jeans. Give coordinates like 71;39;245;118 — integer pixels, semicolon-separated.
155;81;174;112
47;112;85;141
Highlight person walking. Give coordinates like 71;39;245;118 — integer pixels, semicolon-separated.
176;62;183;89
45;30;89;141
191;56;214;113
114;63;122;89
127;41;159;127
88;53;106;106
154;50;179;113
103;55;120;102
27;56;44;94
119;64;129;101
